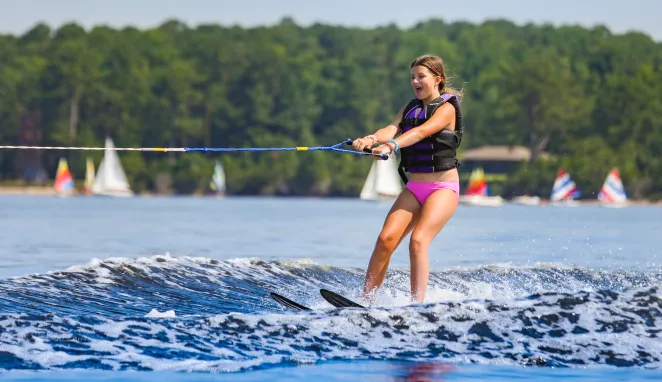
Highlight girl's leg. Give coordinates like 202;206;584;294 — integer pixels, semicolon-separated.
362;188;421;301
408;189;458;303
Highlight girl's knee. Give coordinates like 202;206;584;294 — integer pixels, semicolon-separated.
376;230;400;253
409;232;431;256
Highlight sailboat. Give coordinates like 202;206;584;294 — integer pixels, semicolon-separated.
360;158;403;201
210;160;226;197
597;168;629;207
459;168;505;207
91;137;134;197
83;157;95;195
549;169;581;206
54;158;75;197
510;194;542;206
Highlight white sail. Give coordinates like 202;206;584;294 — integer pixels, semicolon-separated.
91;137;133;197
210;160;226;195
359;161;378;200
360;159;402;200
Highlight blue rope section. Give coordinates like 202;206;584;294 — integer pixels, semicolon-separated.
184;138;389;160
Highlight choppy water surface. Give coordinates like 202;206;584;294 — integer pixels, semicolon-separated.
0;196;660;381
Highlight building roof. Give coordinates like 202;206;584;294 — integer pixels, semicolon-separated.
460;145;550;162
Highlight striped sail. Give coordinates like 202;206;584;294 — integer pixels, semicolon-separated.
550;169;580;201
598;168;627;203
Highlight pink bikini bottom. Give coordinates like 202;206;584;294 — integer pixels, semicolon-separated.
406;181;460;205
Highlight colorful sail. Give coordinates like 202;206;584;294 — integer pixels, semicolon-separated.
84;157;95;195
54;158;74;194
459;167;505;206
598;168;627;203
466;168;490;196
550;169;581;201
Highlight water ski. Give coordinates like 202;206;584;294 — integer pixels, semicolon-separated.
319;289;364;308
270;292;311;311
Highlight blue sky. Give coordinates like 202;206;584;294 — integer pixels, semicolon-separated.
0;0;659;41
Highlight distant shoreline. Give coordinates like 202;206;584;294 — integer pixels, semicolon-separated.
1;186;661;205
0;186;57;196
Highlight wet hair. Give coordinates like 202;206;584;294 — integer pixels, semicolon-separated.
410;54;463;99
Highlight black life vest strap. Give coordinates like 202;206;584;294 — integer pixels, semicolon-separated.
398;166;408;185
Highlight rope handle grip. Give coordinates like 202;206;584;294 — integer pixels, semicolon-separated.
343;139;389;160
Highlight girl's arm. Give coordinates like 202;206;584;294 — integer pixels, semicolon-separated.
379;102;455;154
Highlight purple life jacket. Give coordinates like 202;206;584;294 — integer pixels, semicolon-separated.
397;93;463;183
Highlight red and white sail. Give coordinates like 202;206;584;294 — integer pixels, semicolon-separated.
598;168;627;203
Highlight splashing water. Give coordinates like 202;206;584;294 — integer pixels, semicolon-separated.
0;255;661;372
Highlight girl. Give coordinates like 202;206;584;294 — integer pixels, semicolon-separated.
352;54;463;303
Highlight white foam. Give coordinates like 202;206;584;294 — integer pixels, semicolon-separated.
1;284;661;373
145;309;176;318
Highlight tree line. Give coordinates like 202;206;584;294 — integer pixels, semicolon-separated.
1;17;661;199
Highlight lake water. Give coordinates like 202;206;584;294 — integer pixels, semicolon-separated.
0;195;661;381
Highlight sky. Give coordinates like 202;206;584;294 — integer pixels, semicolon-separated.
0;0;659;42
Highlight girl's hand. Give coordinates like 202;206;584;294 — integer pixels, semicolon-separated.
370;143;394;158
351;137;375;152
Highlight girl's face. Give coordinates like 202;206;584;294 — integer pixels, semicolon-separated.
410;65;440;100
